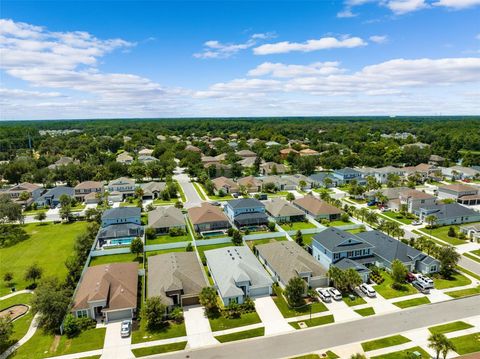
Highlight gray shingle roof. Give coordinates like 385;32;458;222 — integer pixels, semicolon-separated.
98;223;143;239
334;258;370;273
227;198;265;210
265;198;305;218
148;206;185;229
102;207;141;220
420;203;478;220
312;227;374;253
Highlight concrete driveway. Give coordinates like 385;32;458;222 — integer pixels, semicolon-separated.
253;296;294;335
323;295;361;322
183;305;218;348
101;321;134;359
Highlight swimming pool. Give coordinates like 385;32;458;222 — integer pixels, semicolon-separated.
109;237;134;246
201;231;226;238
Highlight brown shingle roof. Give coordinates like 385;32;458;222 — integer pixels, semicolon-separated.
74;181;103;190
439;184;478;193
293;195;342;216
72;263;138;312
188;203;229;225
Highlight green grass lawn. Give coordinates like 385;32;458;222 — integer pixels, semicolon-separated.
393;296;430;309
428;321;474;335
302;233;317;246
446;286;480;298
362;335;411;351
0;221;88;296
327;220;354;227
11;327;106;359
342;293;366;307
146;230;191;245
449;332;480;355
152;199;178;206
272;286;328;318
70;203;86;212
355;307;375;317
89;253;143;268
289;355;320;359
289;315;334;329
146;247;189;258
176;181;186;202
245;236;287;250
209;311;261;331
346;227;366;234
280;222;316;231
370;346;431;359
464;253;480;264
472;249;480;256
215;327;265;343
418;226;468;246
457;266;480;281
433;271;471;289
373;272;418;299
131;341;187;357
132;321;186;344
22;208;48;216
0;293;34;353
380;211;413;225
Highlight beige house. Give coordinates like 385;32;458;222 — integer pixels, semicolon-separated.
188;203;231;233
293;195;342;221
212;176;239;194
148;206;186;234
237;176;263;193
260;162;287;175
116;152;133;164
74;181;103;202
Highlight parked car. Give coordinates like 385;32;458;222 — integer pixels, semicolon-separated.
411;221;421;226
380;207;390;212
367;200;377;207
360;283;377;298
120;320;131;337
406;272;416;283
232;193;239;198
412;280;431;294
316;288;332;303
258;194;268;200
328;287;342;301
210;201;221;206
415;274;434;288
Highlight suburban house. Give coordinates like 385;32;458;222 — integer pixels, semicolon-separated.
101;207;141;227
205;163;232;178
71;263;138;322
441;166;480;180
201;153;227;167
2;182;44;204
280;148;299;159
460;223;480;242
205;246;273;305
188;203;231;233
116;152;133;164
148;206;186;234
97;222;144;245
141;181;166;200
236;149;257;158
260;162;287;175
138;148;154;156
74;181;103;203
371;166;406;184
148;252;208;307
185;144;202;153
357;231;440;274
138;155;158;164
35;186;74;207
212;176;239;195
265;141;280;147
256;241;328;289
237;157;257;169
429;155;446;166
293;195;342;221
403;163;435;181
398;189;437;214
364;187;410;210
265;198;306;223
107;177;136;199
309;172;339;188
312;228;439;282
262;175;296;191
437;184;480;206
48;156;79;170
237;176;263;193
224;198;269;228
299;148;319;156
284;174;313;190
333;167;365;185
418;203;480;226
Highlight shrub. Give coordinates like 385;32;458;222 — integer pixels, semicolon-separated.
169;227;186;237
145;227;156;240
185;242;193;252
63;314;79;338
227;227;235;237
169;307;184;323
267;221;276;232
447;227;456;238
223;302;241;319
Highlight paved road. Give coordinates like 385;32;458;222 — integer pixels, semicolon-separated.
173;168;203;209
459;256;480;279
158;295;480;359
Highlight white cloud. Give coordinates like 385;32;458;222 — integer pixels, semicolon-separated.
385;0;428;14
247;62;344;78
369;35;389;43
253;36;367;55
337;8;358;17
193;33;274;59
432;0;480;9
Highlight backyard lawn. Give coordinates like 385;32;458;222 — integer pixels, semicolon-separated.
302;233;317;246
215;327;265;342
428;321;473;335
209;311;261;331
89;253;143;268
289;314;334;329
362;335;411;351
373;272;417;299
280;222;316;231
196;242;236;264
152;199;178;206
0;293;34;353
245;236;287;250
432;271;471;289
0;221;88;296
11;327;106;359
327;220;354;227
449;332;480;355
380;211;413;225
393;296;430;309
272;285;328;318
418;226;469;246
146;229;191;245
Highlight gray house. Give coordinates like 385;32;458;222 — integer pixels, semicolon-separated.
256;241;328;289
205;246;273;305
101;207;141;227
418;203;480;226
148;206;186;234
35;186;74;207
265;198;306;223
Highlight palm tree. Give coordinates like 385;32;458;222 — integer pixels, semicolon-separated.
428;333;447;359
441;338;456;359
323;177;333;188
350;354;367;359
357;208;368;223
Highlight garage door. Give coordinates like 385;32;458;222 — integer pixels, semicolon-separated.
105;309;132;322
249;286;271;297
182;296;200;306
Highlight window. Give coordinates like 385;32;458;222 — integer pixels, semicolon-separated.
334;253;340;260
430;265;437;272
77;309;88;318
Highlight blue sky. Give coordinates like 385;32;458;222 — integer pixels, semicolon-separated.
1;0;479;119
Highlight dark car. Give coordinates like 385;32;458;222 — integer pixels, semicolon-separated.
367;200;377;206
406;272;416;283
258;194;268;200
210;201;221;206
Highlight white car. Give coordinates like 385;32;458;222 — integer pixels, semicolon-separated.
416;274;434;288
411;221;421;226
360;283;377;298
120;320;131;338
328;287;342;301
316;288;332;303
